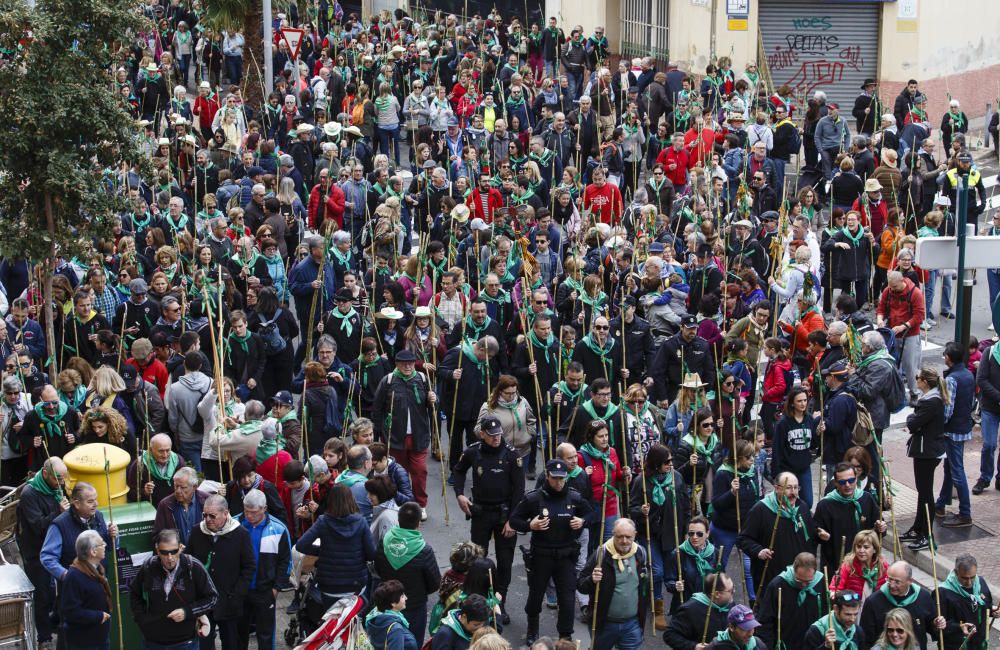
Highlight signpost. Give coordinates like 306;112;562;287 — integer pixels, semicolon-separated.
281;28;305;105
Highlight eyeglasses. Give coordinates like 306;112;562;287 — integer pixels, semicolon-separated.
886;628;905;635
687;531;705;538
837;477;857;486
3;391;19;396
722;380;735;387
534;300;547;305
157;548;180;556
203;512;220;520
595;392;612;398
628;399;647;406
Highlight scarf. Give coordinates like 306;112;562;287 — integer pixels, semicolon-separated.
822;487;864;526
691;591;732;613
336;470;368;487
580;334;614;372
579;291;608;311
650;472;675;506
382;526;427;570
714;629;757;650
681;432;719;457
497;397;524;429
779;565;824;606
227;331;252;365
878;582;919;608
365;607;410;628
461;342;489;383
841;225;864;246
557;381;587;401
256;433;283;465
718;463;757;496
527;330;555;364
330;246;353;269
143;449;180;482
392;369;424;404
27;469;62;504
860;563;881;593
602;538;639;571
810;614;857;650
441;611;471;641
940;570;985;613
581;398;620;423
761;492;809;540
70;558;113;613
857;348;894;371
33;402;68;438
562;276;584;294
330;307;358;338
464;315;493;340
678;538;717;576
61;385;88;411
567;465;584;480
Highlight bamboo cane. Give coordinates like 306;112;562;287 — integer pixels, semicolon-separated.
926;503;945;650
590;540;606;643
701;546;725;644
425;367;449;526
638;449;655;636
103;448;125;649
448;317;468;466
777;587;783;648
757;504;782;606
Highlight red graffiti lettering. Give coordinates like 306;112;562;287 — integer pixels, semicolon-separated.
839;45;864;71
767;46;800;72
782;60;845;96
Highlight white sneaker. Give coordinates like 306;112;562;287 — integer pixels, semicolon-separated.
922;320;935;330
420;508;428;521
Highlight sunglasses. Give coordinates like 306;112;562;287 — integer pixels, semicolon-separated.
687;531;705;538
886;628;905;635
157;548;180;556
837;477;857;486
722;380;735;387
593;325;609;330
700;422;714;429
839;592;861;603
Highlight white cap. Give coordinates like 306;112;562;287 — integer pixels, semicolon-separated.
470;218;490;232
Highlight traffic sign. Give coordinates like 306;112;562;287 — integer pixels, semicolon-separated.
281;28;305;60
915;226;996;270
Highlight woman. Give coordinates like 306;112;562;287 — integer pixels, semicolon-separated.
760;337;792;442
295;484;376;608
712;368;743;450
85;366;137;436
58;368;88;412
60;530;111;650
831;156;864;213
710;438;758;596
771;386;819;507
819;209;846;313
197;377;244;482
78;407;136;458
477;375;536;464
402;306;447;374
277;177;306;256
621;383;663;473
874;208;903;300
663;374;708;449
579;419;627;545
258;237;288;304
665;516;716;612
899;366;947;551
675;406;723;513
300;361;337;454
366;474;400;547
248;287;298;398
366;579;418;650
829;529;888;602
373;83;401;166
628;443;690;629
871;608;918;650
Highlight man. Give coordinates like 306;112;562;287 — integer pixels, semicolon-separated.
152;466;207;544
935;341;975;526
439;336;500;470
939;554;996;650
975;335;1000;494
657;133;690;193
609;297;654;390
224;454;287;523
431;272;468;335
578;518;648;650
893;79;919;128
812;463;885;577
852;78;882;136
709;604;766;650
129;529;218;649
581;166;623;226
877;271;924;402
372;349;436;517
185;494;255;650
662;572;734;650
814;102;850;181
122;364;168;447
748;171;778;218
846;330;901;445
944;151;988;231
40;483;115;584
819;360;858;476
335;444;374;522
288;236;336;343
651;314;716;407
737;473;820;590
20;384;79;470
453;415;524;620
746;141;776;189
374;502;441;644
510;458;595;643
568;378;623;453
7;298;46;363
446;299;506;357
804;591;865;649
64;289;111;367
756;552;828;650
572;317;625;398
430;593;490;650
324;287;363;364
165;354;211;471
238;488;291;650
18;458;69;645
268;390;301;458
860;561;941;650
290;335;353;411
687;245;723;313
548;362;590;441
727;221;769;282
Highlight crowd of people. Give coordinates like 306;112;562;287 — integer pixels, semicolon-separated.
7;2;1000;650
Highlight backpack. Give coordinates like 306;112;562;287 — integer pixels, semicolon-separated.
847;394;876;446
351;101;366;127
258;309;287;355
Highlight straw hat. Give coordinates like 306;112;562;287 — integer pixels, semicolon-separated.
680;372;707;389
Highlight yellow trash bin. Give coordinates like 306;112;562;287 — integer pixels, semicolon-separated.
63;443;131;507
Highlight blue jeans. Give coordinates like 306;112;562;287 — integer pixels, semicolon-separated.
178;439;203;472
641;540;665;600
925;270;953;316
988;268;1000;312
594;618;642;650
937;436;971;517
567;70;584;101
795;467;813;509
143;642;198;650
772;158;787;195
979;410;1000;483
376;125;401;166
710;525;755;600
224;55;242;84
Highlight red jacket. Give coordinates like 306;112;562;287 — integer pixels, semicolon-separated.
582;181;623;225
127;358;169;399
876;277;925;337
466;187;504;223
683;126;724;168
579;446;624;517
308;183;344;229
193;94;221;132
762;357;792;403
780;309;826;354
851;197;888;235
830;556;889;597
656;146;689;186
260;449;293;492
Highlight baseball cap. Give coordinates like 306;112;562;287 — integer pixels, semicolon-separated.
822;359;850;378
272;390;293;406
120;364;139;383
545;458;569;478
480;416;503;437
728;605;760;631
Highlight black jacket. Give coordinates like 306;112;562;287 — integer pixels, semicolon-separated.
223;331;267;401
756;572;829;650
710;465;759;534
438;346;497;422
812;489;880;575
905;392;946;459
737;498;818;590
374;541;441;607
16;483;64;560
802;618;865;650
860;586;936;650
510;337;559;415
650;333;716;403
225;477;287;523
577;543;648;633
185;520;256;620
609;315;655;381
509;484;595;550
372;370;433;451
977;347;1000;415
940;576;993;650
662;595;730;650
19;407;79;471
128;553;218;645
628;470;690;552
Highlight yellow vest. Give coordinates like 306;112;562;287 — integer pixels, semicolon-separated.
946;167;980;188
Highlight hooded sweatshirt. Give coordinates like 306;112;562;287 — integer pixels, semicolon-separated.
165;371;212;443
294;512;375;593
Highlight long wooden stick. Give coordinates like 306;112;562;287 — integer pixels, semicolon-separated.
926;503;945;650
103;448;124;649
701;546;725;644
590;543;606;643
424;367;449;526
638;452;655;636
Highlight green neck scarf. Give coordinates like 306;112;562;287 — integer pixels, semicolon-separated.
364;607;410;628
779;565;824;606
878;583;919;608
581;398;620;423
527;330;555;364
857;348;894;371
33;402;68;438
382;526;427;570
579;291;608;311
678;538;717;576
227;331;252;365
580;334;614;372
331;246;353;267
464;315;493;340
392;369;424;404
335;470;368;487
714;629;757;650
331;307;358;338
940;570;985;612
810;614;857;650
841;226;864;246
691;591;732;613
563;276;583;294
27;470;62;504
822;487;864;526
461;342;488;383
718;463;757;495
558;381;588;401
761;492;809;541
681;432;720;457
497;398;523;429
580;442;612;468
256;435;282;464
567;465;584;480
650;472;675;506
143;449;180;482
441;611;471;641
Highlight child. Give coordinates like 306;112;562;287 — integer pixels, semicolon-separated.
723;339;752;404
829;529;888;603
968;336;982;375
760;337;792;443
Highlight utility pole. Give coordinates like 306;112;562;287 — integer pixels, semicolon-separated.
263;0;274;94
955;173;972;349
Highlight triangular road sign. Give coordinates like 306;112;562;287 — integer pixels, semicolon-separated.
281;28;305;59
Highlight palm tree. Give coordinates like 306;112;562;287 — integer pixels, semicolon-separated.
201;0;267;106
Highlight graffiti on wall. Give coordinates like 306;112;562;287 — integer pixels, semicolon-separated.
764;13;868;97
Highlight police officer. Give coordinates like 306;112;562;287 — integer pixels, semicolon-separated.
452;415;525;624
944;151;987;231
510;458;596;644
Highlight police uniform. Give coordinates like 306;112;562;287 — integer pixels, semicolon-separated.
452;416;525;608
510;458;596;642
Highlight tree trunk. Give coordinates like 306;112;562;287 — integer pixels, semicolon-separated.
43;194;58;379
242;8;267;108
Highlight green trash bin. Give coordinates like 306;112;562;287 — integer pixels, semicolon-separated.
100;501;157;649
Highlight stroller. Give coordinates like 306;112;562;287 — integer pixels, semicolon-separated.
293;594;368;650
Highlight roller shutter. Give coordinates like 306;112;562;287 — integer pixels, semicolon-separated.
759;0;879;108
